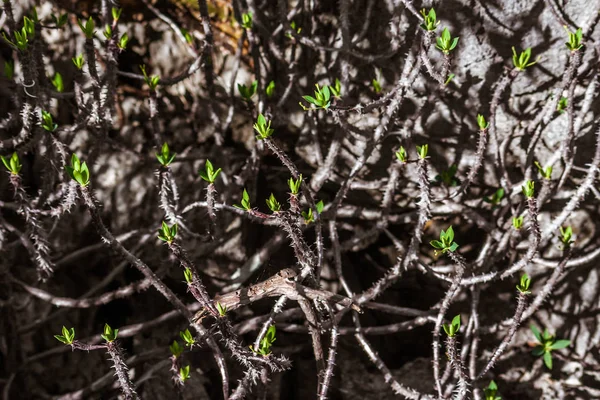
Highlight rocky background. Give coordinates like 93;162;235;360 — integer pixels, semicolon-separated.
1;0;600;399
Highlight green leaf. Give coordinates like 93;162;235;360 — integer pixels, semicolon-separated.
430;240;444;249
70;154;80;171
234;188;252;211
444;226;454;243
1;155;10;172
216;302;227;316
212;168;222;182
315;200;324;214
199;170;210;182
543;351;553;369
257;113;266;126
451;315;461;332
532;346;545;356
183;267;193;283
79;162;90;186
65;165;75;181
266;325;276;342
322;85;331;102
302;95;317;105
442;323;454;337
416;144;428;159
450;37;459;51
266;80;275;97
477;114;489;130
531;325;542;342
444;73;455;85
372;78;382;93
23;16;35;39
449;242;459;252
442;27;450;42
550;339;570;350
512;216;524;230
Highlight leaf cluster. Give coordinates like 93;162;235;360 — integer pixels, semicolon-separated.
156;143;176;167
512;47;539;71
180;329;196;347
516;273;531;294
288;175;303;195
420;8;439;31
72;54;85;70
2;16;36;51
435;28;459;54
534;161;552;180
65;154;90;186
477;114;489;130
54;326;75;345
395;146;407;163
250;325;276;356
565;27;583;51
442;315;461;337
1;152;22;175
266;193;281;213
512;216;524;230
559;226;573;247
233;189;252;211
301;84;332;110
521;180;535;198
484;381;502;400
430;226;459;255
140;64;160;90
302;200;324;224
530;325;570;369
158;221;178;243
41;111;58;132
199;159;222;184
170;340;184;357
179;365;191;382
77;16;95;39
238;80;258;100
254;114;274;140
240;12;253;30
101;323;118;342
